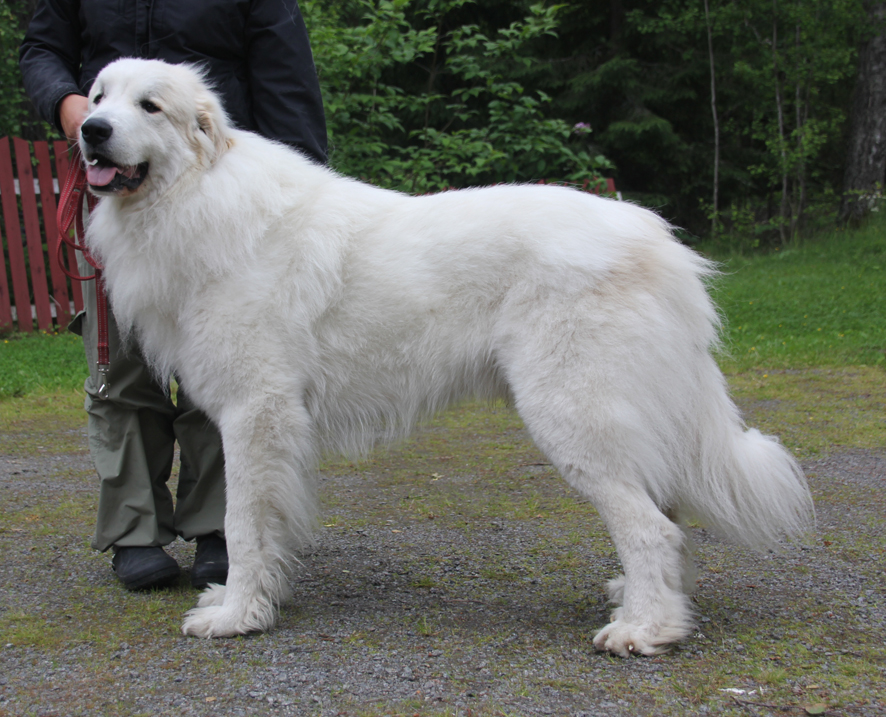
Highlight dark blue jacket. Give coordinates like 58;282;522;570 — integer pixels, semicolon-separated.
19;0;327;164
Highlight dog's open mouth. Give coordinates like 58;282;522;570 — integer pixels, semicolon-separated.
85;154;149;194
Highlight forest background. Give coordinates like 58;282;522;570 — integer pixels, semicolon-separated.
2;0;885;250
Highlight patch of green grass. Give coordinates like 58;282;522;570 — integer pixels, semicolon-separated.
479;567;520;582
726;366;885;458
0;329;87;398
414;613;438;636
710;214;886;369
409;575;438;589
0;390;85;457
0;583;198;650
0;494;96;534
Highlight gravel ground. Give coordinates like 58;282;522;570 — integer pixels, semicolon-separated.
1;413;885;717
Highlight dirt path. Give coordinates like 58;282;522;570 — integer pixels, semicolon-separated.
1;404;884;717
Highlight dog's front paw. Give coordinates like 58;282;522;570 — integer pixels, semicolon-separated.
197;583;227;607
593;619;678;657
182;605;255;638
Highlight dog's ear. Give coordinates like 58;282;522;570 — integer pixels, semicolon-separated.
195;91;233;162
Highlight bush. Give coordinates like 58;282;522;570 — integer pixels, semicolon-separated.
0;1;29;138
303;0;612;193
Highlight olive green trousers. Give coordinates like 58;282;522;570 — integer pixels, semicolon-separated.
75;256;226;552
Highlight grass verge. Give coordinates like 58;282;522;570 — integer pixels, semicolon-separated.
709;213;886;370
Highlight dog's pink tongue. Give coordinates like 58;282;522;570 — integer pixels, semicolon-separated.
86;164;118;186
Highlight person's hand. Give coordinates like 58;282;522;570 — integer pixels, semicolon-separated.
60;94;89;142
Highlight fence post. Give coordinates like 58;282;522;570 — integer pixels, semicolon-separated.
54;141;83;314
34;140;72;328
0;137;32;332
14;137;54;330
0;142;12;331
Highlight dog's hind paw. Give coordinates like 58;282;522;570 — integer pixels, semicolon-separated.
606;575;626;606
197;583;227;607
593;619;687;658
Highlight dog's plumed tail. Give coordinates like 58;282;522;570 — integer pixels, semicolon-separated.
644;226;813;549
681;365;814;550
701;419;813;549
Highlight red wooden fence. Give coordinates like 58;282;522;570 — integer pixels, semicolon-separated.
1;136;82;333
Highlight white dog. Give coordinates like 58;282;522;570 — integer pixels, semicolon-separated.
79;58;813;656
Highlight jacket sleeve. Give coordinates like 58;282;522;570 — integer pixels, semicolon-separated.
245;0;328;165
19;0;84;134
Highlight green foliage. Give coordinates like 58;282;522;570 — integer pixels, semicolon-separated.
302;0;611;192
2;0;876;244
0;0;29;137
718;0;864;241
536;0;866;242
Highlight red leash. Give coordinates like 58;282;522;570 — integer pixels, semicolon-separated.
57;146;111;400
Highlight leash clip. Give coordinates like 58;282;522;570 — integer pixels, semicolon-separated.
97;363;111;401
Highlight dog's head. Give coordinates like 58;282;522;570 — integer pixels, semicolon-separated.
79;58;232;198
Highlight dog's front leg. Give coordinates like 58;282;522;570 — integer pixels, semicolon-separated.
182;395;318;638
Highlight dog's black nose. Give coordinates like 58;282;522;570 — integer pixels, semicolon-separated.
81;117;113;146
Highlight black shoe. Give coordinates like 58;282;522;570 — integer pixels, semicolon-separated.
191;534;228;588
112;546;181;591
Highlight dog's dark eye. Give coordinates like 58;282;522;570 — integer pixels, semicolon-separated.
93;93;103;105
140;100;162;114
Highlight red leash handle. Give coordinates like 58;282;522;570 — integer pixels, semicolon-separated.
56;145;111;399
56;146;101;277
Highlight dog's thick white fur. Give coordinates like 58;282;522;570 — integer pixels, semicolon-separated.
81;59;813;656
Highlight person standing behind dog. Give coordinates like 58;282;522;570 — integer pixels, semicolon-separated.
19;0;327;591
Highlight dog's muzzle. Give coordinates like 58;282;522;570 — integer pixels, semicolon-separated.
81;117;149;194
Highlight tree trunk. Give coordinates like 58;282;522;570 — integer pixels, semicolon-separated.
610;0;625;53
793;20;806;238
772;0;789;244
841;2;886;223
704;0;720;240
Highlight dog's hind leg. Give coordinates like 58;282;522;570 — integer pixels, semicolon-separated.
605;510;697;609
561;464;693;657
668;510;698;596
182;395;318;638
506;354;695;656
